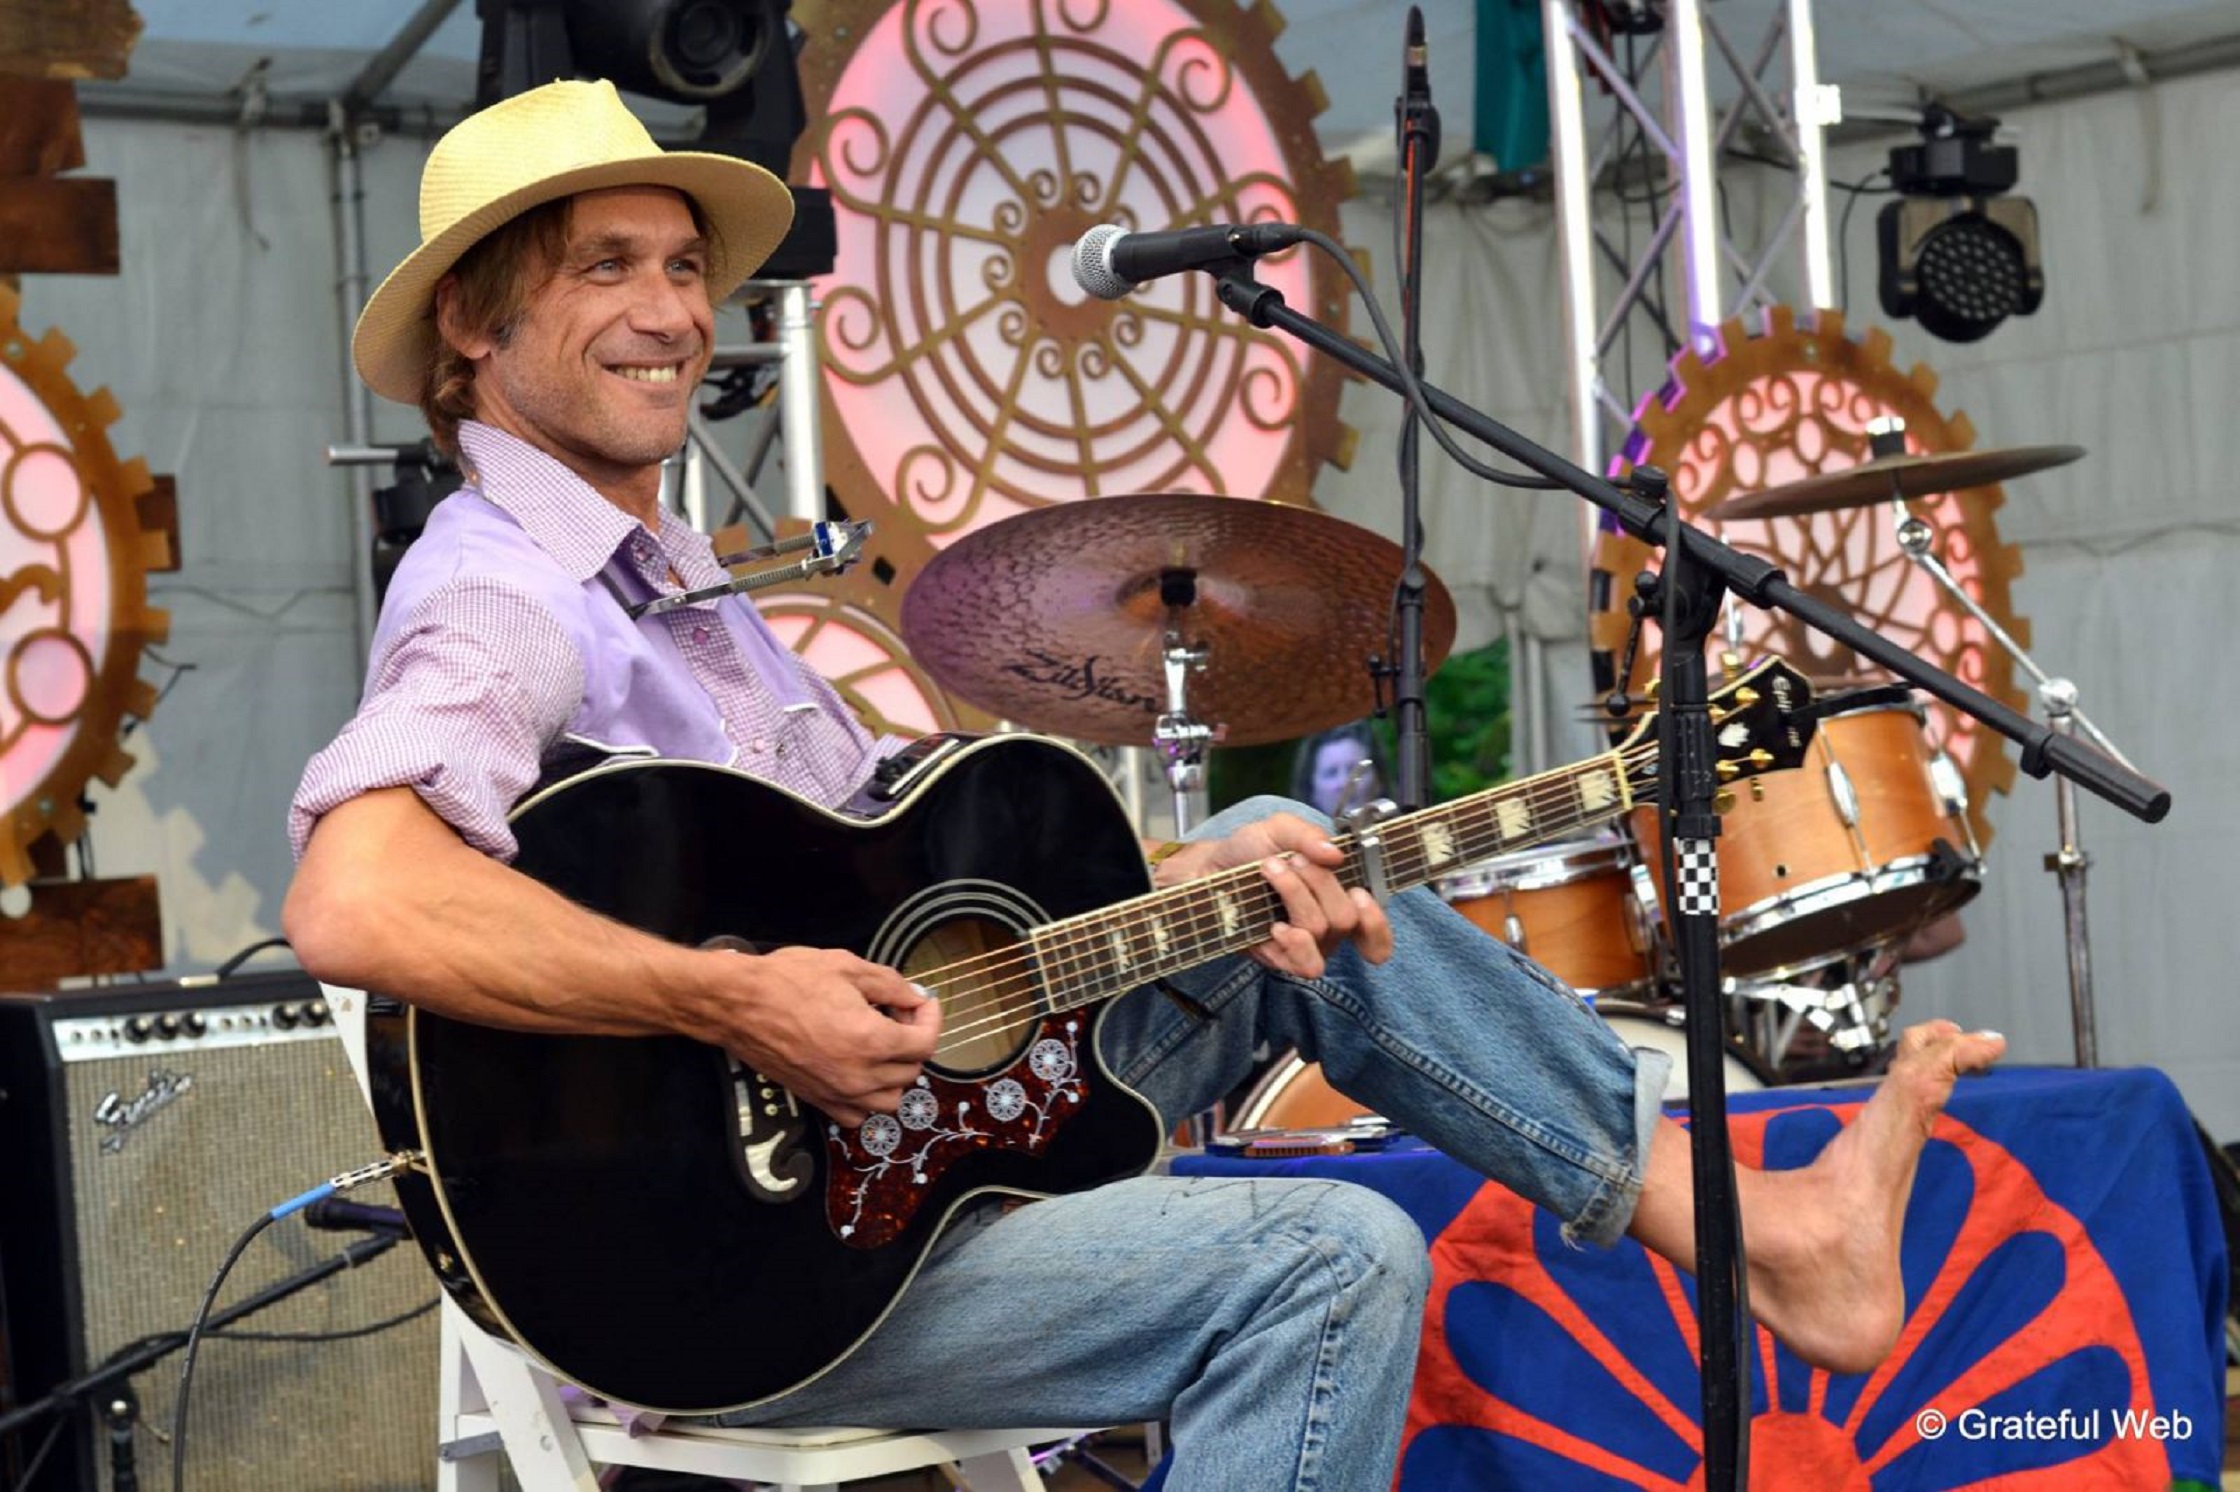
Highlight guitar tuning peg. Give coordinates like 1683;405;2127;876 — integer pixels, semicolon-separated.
1715;788;1737;814
1733;687;1760;708
1716;760;1744;782
1750;777;1767;802
1718;649;1745;684
1748;748;1774;769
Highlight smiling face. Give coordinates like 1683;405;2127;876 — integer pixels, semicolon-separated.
441;185;714;516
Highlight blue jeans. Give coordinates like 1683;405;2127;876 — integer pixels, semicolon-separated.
720;797;1671;1490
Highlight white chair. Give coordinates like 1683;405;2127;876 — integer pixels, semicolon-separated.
325;985;1080;1491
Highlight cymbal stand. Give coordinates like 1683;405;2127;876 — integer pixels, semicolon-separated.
1866;418;2130;1065
1154;631;1214;836
2042;682;2097;1066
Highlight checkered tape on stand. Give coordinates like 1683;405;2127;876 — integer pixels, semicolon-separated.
1673;838;1721;918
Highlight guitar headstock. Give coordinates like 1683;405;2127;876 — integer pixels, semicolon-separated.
1615;658;1819;783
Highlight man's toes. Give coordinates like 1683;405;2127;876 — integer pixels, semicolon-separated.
1955;1029;2007;1072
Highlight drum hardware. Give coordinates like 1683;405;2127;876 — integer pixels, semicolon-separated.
1726;947;1899;1070
2042;681;2099;1067
1857;418;2125;1066
1153;619;1215;833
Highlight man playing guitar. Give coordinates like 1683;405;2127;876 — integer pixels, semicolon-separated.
286;79;2004;1489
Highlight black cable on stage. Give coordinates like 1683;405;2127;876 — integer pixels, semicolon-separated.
1290;226;1561;491
171;1211;277;1492
211;1297;437;1344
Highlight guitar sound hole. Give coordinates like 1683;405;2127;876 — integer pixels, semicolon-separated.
901;914;1040;1077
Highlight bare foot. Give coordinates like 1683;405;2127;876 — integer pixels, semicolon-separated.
1741;1020;2006;1373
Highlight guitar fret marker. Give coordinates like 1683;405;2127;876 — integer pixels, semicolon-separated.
1107;927;1134;972
1146;914;1173;959
1214;891;1242;936
1496;799;1532;842
1578;768;1617;813
1421;820;1458;867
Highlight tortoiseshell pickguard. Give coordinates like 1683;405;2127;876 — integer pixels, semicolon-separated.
823;1013;1088;1248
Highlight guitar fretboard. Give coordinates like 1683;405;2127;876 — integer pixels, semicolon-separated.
1020;746;1651;1011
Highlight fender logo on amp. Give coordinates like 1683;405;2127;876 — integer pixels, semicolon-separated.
93;1068;194;1153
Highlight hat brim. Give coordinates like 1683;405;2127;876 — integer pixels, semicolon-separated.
351;151;795;405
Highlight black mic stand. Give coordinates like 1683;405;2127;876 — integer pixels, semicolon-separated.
0;1230;404;1486
1389;5;1441;811
1636;463;1752;1485
1204;262;2170;1492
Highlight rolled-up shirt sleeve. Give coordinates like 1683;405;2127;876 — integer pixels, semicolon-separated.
289;577;583;863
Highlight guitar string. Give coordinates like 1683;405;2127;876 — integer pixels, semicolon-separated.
920;748;1666;1052
917;757;1636;1038
920;750;1661;1049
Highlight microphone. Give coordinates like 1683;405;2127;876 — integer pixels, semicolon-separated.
1397;6;1441;170
1070;221;1306;301
302;1197;408;1234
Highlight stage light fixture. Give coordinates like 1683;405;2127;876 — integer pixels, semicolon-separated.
1877;106;2043;344
566;0;778;103
474;0;833;277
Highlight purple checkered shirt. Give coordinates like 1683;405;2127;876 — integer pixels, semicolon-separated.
290;421;887;861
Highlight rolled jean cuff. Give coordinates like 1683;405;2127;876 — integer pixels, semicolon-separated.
1562;1042;1673;1249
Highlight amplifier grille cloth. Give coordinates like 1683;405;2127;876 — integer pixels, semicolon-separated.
63;1029;436;1490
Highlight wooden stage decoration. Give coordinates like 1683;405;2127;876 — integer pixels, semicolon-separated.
0;69;176;984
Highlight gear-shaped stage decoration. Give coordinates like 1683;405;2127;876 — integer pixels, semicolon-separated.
781;0;1357;725
0;281;171;888
1588;307;2026;848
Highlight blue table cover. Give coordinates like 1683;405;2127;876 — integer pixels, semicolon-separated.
1172;1066;2228;1489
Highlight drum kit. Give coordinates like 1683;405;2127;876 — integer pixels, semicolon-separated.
898;429;2113;1133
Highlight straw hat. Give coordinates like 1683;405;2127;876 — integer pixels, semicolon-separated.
352;79;795;404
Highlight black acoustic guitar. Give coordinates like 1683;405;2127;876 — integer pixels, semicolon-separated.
362;660;1816;1412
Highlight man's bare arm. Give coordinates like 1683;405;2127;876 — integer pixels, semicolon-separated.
284;787;938;1124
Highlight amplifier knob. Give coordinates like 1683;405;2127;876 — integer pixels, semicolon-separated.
183;1012;208;1037
156;1014;181;1039
125;1017;154;1043
272;1004;300;1029
303;1001;330;1028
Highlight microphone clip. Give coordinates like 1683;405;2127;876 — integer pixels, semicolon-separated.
631;519;874;620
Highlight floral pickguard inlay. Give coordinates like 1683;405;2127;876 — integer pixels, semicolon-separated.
825;1014;1086;1248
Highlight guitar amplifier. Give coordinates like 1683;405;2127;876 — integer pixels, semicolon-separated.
0;971;439;1490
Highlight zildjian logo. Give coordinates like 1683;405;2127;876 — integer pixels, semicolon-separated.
1002;650;1159;714
94;1068;194;1153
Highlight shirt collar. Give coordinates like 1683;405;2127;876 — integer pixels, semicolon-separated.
456;421;651;584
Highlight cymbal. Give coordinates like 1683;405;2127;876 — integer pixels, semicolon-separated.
1705;445;2084;522
900;494;1456;747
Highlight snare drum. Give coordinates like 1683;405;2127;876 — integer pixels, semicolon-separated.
1435;836;1656;996
1630;701;1981;977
